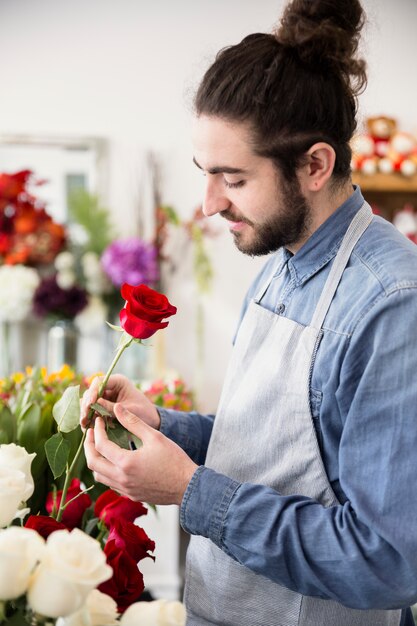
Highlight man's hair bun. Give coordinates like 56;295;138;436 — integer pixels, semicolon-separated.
275;0;367;94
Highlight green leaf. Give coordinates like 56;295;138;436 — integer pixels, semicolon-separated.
105;320;124;332
90;402;113;418
83;516;99;536
52;385;81;433
0;405;16;444
17;404;41;451
107;422;142;450
45;433;71;479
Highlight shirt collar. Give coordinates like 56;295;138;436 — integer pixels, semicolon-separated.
286;185;364;285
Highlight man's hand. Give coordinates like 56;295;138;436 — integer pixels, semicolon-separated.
80;374;160;430
84;404;198;506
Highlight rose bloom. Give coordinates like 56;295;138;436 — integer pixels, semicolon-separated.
99;539;145;612
0;527;45;601
27;528;112;618
120;599;186;626
107;518;155;564
0;443;36;501
25;514;67;539
0;466;29;528
46;478;92;529
119;283;177;340
94;488;148;528
56;589;119;626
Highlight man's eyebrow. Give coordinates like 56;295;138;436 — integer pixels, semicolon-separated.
193;157;246;175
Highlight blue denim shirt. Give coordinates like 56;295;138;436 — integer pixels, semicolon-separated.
159;187;417;621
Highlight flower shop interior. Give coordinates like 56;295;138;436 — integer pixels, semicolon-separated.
1;0;417;623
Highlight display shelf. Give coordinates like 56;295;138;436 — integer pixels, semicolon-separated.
352;172;417;221
353;172;417;193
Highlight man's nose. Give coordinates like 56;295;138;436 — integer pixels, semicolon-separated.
202;177;231;217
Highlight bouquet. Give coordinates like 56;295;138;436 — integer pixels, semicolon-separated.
0;282;186;625
141;378;195;412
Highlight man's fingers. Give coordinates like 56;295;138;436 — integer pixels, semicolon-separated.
93;416;128;465
84;426;117;477
113;403;154;439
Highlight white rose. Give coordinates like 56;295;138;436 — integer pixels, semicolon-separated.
0;265;40;322
120;599;186;626
0;467;28;528
0;443;36;501
56;590;119;626
0;527;45;600
28;529;112;618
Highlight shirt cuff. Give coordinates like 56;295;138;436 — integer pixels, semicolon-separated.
180;465;241;548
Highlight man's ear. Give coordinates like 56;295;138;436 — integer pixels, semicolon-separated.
299;142;336;192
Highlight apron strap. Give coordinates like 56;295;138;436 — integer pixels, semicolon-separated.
310;201;373;330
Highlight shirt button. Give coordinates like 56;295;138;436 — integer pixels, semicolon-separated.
277;303;285;314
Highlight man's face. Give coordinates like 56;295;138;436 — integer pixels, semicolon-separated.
192;115;312;256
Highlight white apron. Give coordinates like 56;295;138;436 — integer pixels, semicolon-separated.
184;202;401;626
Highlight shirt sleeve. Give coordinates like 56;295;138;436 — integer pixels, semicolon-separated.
181;287;417;611
158;408;215;465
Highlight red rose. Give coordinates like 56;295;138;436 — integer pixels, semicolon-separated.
94;489;148;528
119;283;177;340
107;518;155;563
24;515;67;539
100;539;145;612
46;478;92;529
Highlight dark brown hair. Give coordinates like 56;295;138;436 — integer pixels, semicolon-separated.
194;0;367;183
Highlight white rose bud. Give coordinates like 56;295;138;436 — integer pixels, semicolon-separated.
0;443;36;501
56;590;119;626
120;599;186;626
0;527;45;600
28;529;112;618
0;467;28;528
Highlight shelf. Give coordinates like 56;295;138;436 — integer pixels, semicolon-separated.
352;172;417;193
352;173;417;221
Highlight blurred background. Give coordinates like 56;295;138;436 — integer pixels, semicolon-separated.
1;0;417;601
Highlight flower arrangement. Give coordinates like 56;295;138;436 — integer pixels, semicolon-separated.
0;444;185;626
141;378;195;412
0;170;66;267
101;238;159;289
66;189;160;330
0;365;90;517
0;283;185;625
33;275;88;321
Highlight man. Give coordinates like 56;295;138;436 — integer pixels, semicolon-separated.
81;0;417;624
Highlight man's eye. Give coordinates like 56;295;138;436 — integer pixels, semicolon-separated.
224;179;245;189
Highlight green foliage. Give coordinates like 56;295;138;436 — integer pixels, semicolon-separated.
45;432;71;479
52;385;81;433
0;406;16;444
68;188;116;255
0;366;89;515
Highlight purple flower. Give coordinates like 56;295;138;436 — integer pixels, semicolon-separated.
101;238;159;288
33;275;88;320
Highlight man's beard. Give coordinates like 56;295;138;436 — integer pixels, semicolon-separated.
221;177;312;257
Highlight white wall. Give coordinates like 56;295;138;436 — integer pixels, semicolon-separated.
1;0;417;412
